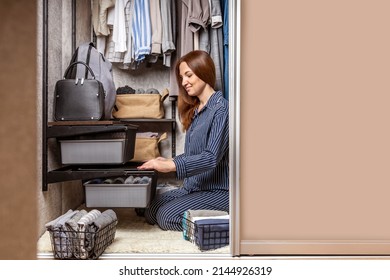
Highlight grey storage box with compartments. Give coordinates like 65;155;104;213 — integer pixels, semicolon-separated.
84;180;152;208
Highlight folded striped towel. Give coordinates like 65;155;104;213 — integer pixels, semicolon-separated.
45;209;79;258
74;209;101;259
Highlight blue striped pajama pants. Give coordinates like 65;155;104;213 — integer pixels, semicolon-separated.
145;188;229;231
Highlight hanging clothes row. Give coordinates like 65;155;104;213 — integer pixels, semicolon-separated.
92;0;175;69
91;0;229;99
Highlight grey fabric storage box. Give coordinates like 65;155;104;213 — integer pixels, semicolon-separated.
58;126;137;164
84;181;151;208
59;139;127;164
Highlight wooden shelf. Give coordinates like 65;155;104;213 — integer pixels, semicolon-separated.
43;115;177;191
47;163;157;184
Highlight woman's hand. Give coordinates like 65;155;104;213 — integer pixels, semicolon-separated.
137;157;176;173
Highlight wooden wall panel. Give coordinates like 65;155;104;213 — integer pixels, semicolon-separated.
240;0;390;254
0;0;37;259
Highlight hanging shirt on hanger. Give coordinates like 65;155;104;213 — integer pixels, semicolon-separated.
149;0;163;63
189;0;210;54
106;0;135;66
132;0;152;62
91;0;115;36
123;0;136;69
113;0;128;52
168;0;182;97
188;0;210;33
91;0;116;54
180;0;193;56
209;0;224;92
161;0;176;67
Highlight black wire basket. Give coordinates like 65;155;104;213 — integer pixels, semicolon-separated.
183;218;229;251
47;220;117;260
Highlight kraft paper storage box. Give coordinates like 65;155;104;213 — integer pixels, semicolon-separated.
58;126;137;165
84;180;152;208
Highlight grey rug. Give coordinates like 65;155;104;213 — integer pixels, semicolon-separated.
37;206;230;256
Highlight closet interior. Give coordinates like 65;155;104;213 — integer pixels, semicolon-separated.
38;0;230;257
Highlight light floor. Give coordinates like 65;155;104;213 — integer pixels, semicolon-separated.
37;206;230;259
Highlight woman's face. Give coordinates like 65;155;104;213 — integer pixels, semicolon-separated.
179;62;207;97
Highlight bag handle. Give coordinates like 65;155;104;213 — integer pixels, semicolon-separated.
160;88;169;102
63;61;96;79
158;132;168;143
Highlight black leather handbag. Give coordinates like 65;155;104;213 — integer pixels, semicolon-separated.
54;61;105;121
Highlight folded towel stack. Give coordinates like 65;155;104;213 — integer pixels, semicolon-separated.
182;209;230;251
88;209;118;259
65;209;88;234
45;208;118;260
89;209;117;233
45;209;80;259
75;209;102;259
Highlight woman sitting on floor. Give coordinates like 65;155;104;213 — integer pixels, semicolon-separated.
137;50;229;231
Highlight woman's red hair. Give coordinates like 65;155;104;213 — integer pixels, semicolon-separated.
175;50;216;131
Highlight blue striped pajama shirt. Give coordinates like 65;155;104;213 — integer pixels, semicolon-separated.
145;91;229;231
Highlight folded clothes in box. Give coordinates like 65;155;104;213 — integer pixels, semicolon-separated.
194;219;229;251
84;176;152;208
181;209;230;251
182;209;228;242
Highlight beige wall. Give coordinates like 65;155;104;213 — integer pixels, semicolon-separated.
0;0;37;259
240;0;390;254
2;0;390;259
